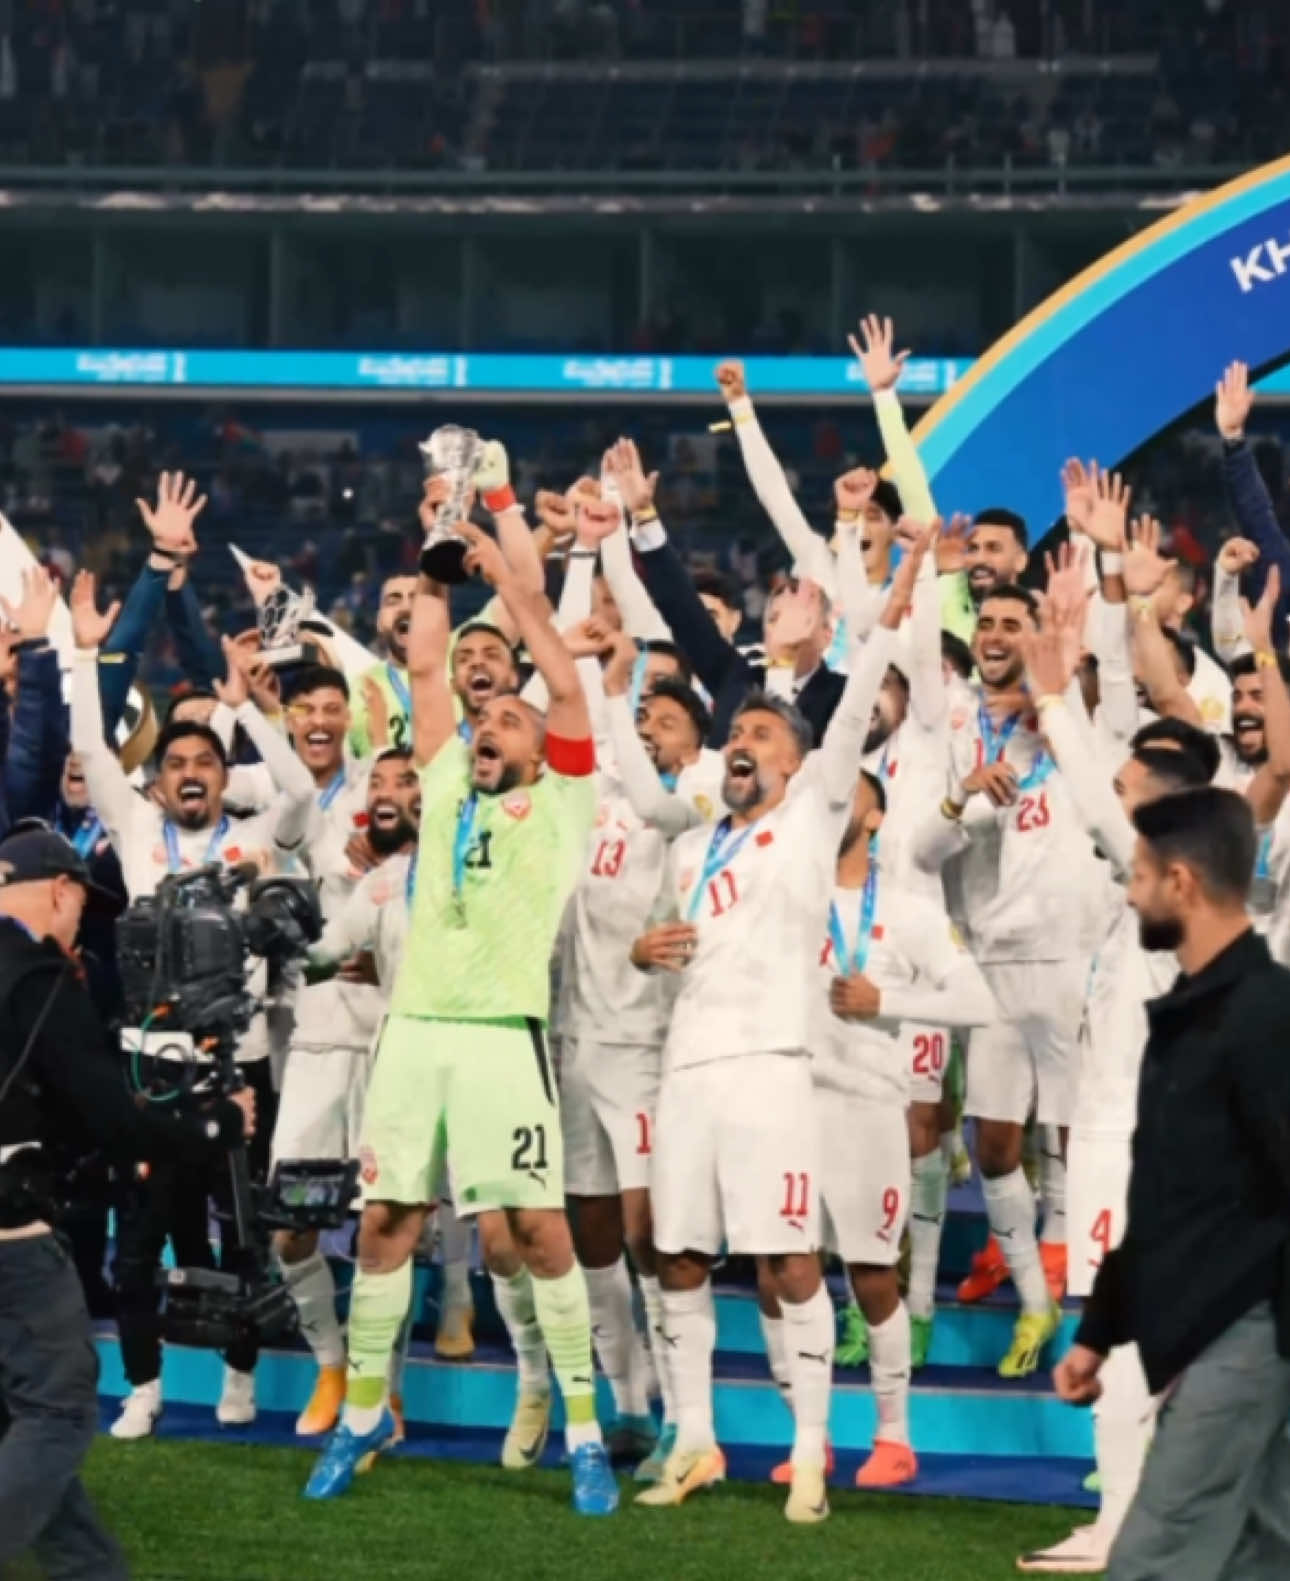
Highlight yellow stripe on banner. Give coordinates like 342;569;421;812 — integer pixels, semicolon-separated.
911;151;1290;450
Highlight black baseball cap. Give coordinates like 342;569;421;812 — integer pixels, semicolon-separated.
0;821;121;910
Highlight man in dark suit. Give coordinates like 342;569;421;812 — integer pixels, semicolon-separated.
607;444;844;746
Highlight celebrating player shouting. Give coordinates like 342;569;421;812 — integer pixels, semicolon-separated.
306;520;618;1516
631;531;932;1524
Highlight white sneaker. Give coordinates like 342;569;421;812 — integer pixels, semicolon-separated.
1017;1522;1112;1574
110;1382;162;1440
215;1366;257;1426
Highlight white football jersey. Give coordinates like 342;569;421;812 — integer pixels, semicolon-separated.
943;692;1092;963
662;764;850;1068
1076;895;1176;1134
862;712;947;903
1189;647;1232;735
285;762;383;1051
313;849;413;1003
557;752;724;1048
812;879;981;1104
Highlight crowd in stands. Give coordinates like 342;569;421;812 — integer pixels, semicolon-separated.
0;0;1281;172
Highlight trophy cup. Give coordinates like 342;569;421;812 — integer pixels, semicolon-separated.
418;424;483;583
229;545;326;670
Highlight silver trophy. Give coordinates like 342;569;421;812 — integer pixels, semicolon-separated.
418;424;483;584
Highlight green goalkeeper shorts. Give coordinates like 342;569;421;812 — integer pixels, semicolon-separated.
357;1014;563;1211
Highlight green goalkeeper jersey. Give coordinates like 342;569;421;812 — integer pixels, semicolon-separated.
347;661;413;759
389;735;596;1024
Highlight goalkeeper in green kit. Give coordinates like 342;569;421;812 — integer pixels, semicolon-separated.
305;507;618;1516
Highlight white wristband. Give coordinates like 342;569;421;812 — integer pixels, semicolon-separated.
1101;552;1123;574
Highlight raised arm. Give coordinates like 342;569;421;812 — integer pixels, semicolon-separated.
716;360;837;597
1217;361;1290;638
849;314;938;524
1211;537;1257;667
478;440;546;601
68;571;138;846
0;567;66;821
903;513;953;731
1236;567;1290;827
815;533;931;807
461;523;591;743
1124;517;1202;726
603;634;705;838
407;575;456;769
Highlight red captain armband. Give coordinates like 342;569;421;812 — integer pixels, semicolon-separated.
546;733;596;777
482;485;518;514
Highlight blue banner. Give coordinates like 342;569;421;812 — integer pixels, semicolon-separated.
914;154;1290;534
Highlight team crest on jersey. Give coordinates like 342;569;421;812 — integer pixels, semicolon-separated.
1200;695;1225;723
358;1145;379;1186
693;793;713;820
503;793;532;821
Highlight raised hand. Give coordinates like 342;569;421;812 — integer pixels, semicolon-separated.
0;565;57;642
935;511;971;575
834;467;878;517
361;673;391;749
606;437;659;517
1123;515;1175;599
879;523;936;629
847;313;910;394
1023;594;1079;699
69;570;121;650
137;470;206;557
1240;563;1281;654
460;521;508;588
1061;458;1095;535
715;360;747;403
1217;536;1259;577
1215;360;1254;442
575;498;623;546
535;488;577;542
214;634;249;709
562;616;616;660
602;630;640;697
417;473;454;535
1044;539;1093;631
1084;466;1131;552
474;439;511;502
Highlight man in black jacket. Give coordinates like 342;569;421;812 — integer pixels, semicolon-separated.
1058;787;1290;1581
0;824;254;1580
608;440;845;747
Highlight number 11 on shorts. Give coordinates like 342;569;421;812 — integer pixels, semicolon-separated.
780;1171;809;1220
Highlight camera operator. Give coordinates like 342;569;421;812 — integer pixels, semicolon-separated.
0;824;255;1580
68;570;316;1434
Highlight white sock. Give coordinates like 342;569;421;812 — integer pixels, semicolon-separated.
659;1282;716;1453
867;1302;911;1447
491;1268;550;1398
982;1168;1049;1314
780;1285;834;1467
1093;1342;1154;1542
638;1273;675;1425
281;1251;345;1368
342;1399;385;1434
939;1126;962;1168
584;1258;651;1418
758;1309;792;1402
907;1149;949;1320
1039;1127;1067;1248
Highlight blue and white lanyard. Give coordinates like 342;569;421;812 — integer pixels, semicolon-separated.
317;769;347;811
685;816;755;921
828;851;879;976
629;650;649;714
979;700;1053;793
163;815;230;873
451;794;479;906
386;663;411;720
457;718;474;744
62;812;102;858
1256;828;1274;883
405;849;418;907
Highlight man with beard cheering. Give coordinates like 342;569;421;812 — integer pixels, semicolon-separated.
306;519;619;1516
350;574;418;756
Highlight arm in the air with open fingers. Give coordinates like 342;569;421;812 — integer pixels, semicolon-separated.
1023;599;1135;879
1239;567;1290;827
1212;537;1257;666
1217;361;1290;635
68;570;140;849
850;314;937;524
408;575;457;769
815;531;929;808
462;522;591;746
596;455;671;641
1125;516;1202;726
716;360;836;597
1077;474;1138;746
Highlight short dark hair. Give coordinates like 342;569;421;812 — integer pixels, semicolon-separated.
164;687;218;724
641;638;693;687
872;479;903;523
973;507;1028;549
979;582;1039;622
860;767;887;814
456;620;515;653
1131;716;1221;782
283;664;349;704
1229;650;1290;687
731;690;813;759
645;676;711;745
154;720;228;769
692;569;742;614
1131;746;1213;794
1159;625;1196;679
374;745;415;766
1131;787;1256;902
941;629;974;680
